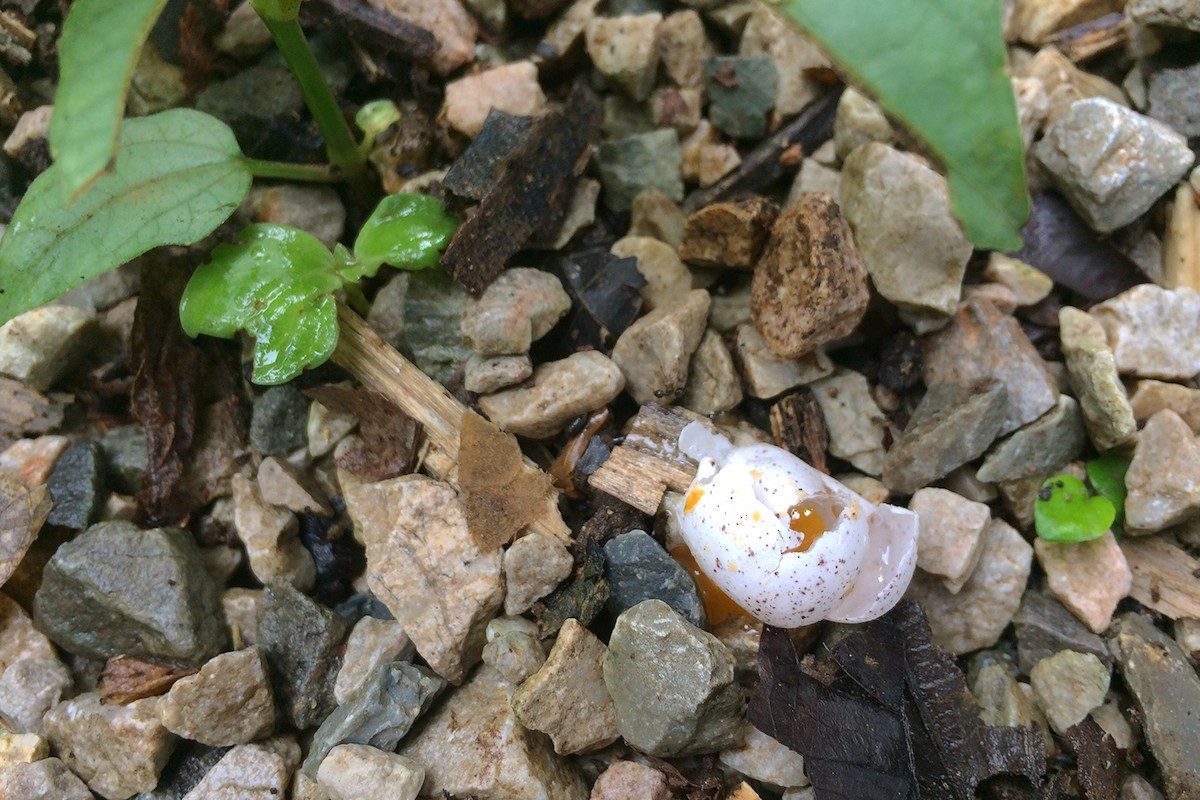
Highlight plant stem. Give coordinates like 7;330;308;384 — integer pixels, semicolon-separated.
258;15;365;180
242;158;341;183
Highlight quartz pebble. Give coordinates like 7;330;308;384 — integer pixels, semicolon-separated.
1124;409;1200;533
977;395;1087;483
461;267;572;356
479;351;625;439
604;599;743;756
220;587;262;645
658;10;711;90
908;488;990;594
464;354;533;394
158;647;275;746
364;0;475;75
984;253;1054;307
589;760;673;800
809;370;887;476
682;329;742;415
399;665;588;799
503;532;574;616
611;235;694;312
482;616;547;685
442;61;546;139
344;475;502;683
307;397;358;458
719;724;809;790
833;88;894;162
1030;650;1111;734
905;519;1033;655
972;664;1045;733
630;190;686;248
0;731;47;762
180;736;300;800
1090;284;1200;380
0;757;92;800
1130;380;1200;432
259;580;348;729
233;472;315;591
0;305;93;391
750;192;870;360
511;618;620;754
0;434;68;488
1035;531;1130;633
257;457;331;516
840;143;972;326
585;14;662;101
736;324;833;400
44;693;177;799
1034;99;1194;233
1059;306;1137;451
34;521;227;665
334;616;414;704
603;530;706;627
0;657;71;735
611;289;710;405
318;744;424;800
680;197;777;270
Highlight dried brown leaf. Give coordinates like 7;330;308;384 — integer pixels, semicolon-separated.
459;410;552;552
1063;718;1121;800
99;655;196;705
305;386;420;482
0;475;50;587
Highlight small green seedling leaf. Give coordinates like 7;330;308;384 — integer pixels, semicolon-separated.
356;100;402;144
180;224;341;385
1034;475;1115;543
49;0;170;198
777;0;1030;251
0;109;251;326
1087;453;1130;529
349;194;459;279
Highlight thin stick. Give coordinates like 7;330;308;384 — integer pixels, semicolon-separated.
332;301;572;543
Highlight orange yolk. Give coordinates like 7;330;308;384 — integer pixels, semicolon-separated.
669;544;749;625
684;487;704;513
782;501;829;554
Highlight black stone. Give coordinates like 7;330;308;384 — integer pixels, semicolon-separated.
604;530;706;628
46;439;106;529
1012;590;1110;675
249;384;309;456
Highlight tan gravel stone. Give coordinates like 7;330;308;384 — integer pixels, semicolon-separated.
1130;380;1200;432
319;744;423;800
334;617;413;704
442;61;546;139
181;735;300;800
585;14;662;101
344;475;503;684
0;306;94;392
1011;0;1120;44
1091;284;1200;380
159;648;275;746
465;354;533;395
905;518;1033;654
657;10;712;90
833;88;894;162
0;592;56;668
0;757;92;800
0;731;47;763
461;267;572;356
630;190;686;248
221;587;262;646
479;351;625;439
1029;651;1110;734
809;370;886;476
362;0;476;75
611;289;710;405
1059;306;1136;451
908;488;990;594
589;760;673;800
257;456;331;516
682;329;742;415
611;235;694;312
738;5;828;124
736;324;833;399
1125;409;1200;533
233;472;315;592
984;253;1054;307
503;532;573;616
680;197;777;270
719;724;809;789
0;435;68;488
1035;531;1130;633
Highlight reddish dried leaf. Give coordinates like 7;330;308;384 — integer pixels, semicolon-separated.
305;386;420;482
178;0;230;88
132;270;206;524
0;476;50;587
459;410;553;551
99;655;196;705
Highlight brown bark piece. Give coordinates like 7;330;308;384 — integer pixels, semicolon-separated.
458;410;554;552
305;386;420;482
441;86;602;296
770;389;829;473
751;192;871;360
679;196;778;270
99;656;196;706
308;0;438;63
1120;535;1200;619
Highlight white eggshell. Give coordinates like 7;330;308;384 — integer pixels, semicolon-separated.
675;422;919;628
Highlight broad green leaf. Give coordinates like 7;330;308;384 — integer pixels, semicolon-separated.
180;224;341;385
49;0;170;197
1087;453;1130;529
348;194;459;280
0;109;251;325
778;0;1030;251
1034;475;1114;543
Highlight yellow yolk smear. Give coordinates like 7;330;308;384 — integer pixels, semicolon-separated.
669;544;749;625
782;501;829;554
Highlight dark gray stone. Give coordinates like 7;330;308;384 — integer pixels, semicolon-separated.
1111;613;1200;800
45;440;105;529
881;381;1009;495
100;424;148;495
596;130;684;213
259;580;349;729
1013;590;1110;676
403;269;473;386
976;395;1086;483
133;742;230;800
443;110;534;202
196;65;304;126
302;661;446;775
33;521;227;665
1146;60;1200;139
704;55;778;140
249;385;308;456
603;599;743;757
604;530;706;628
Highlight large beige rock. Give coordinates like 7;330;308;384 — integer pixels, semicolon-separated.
442;61;546;139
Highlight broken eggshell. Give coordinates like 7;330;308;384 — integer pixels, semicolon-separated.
674;421;918;628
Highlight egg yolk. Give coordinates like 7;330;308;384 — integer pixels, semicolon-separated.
669;544;749;625
782;501;829;554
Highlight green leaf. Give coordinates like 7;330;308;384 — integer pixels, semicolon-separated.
349;194;459;280
777;0;1030;251
248;0;301;22
49;0;170;198
1034;475;1115;543
1087;453;1130;529
0;109;251;326
180;224;341;385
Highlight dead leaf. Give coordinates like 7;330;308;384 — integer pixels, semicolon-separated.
0;475;50;587
99;655;196;705
458;411;552;551
305;386;420;482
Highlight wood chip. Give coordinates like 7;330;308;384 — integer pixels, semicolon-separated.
587;404;708;513
308;0;438;63
98;656;196;706
1121;535;1200;619
1045;12;1127;63
770;389;829;473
